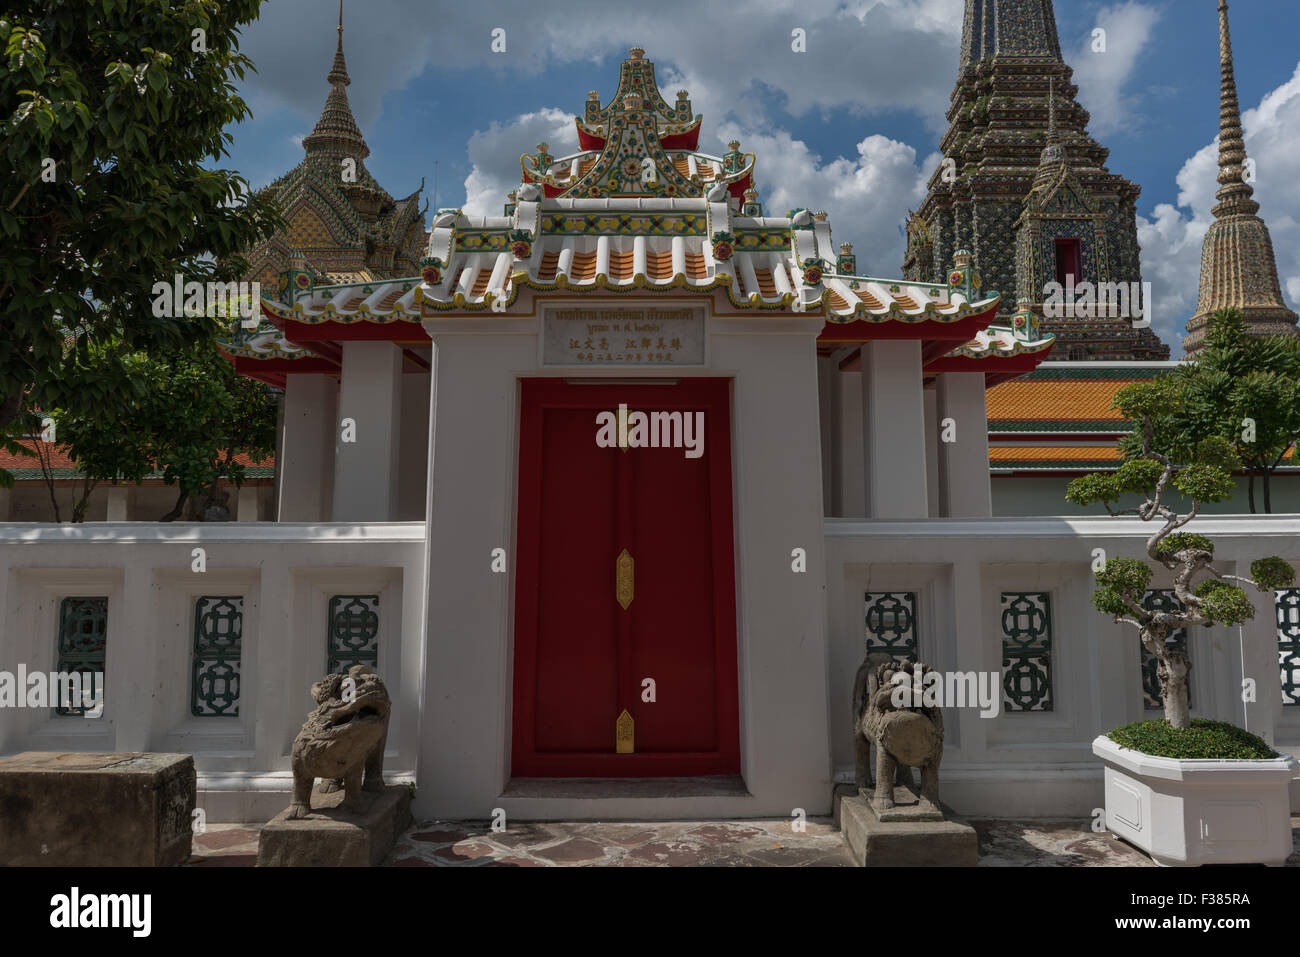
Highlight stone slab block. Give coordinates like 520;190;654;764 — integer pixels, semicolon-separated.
257;784;412;867
833;784;978;866
0;752;195;866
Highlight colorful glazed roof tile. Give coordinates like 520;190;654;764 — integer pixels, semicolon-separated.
986;362;1205;474
986;363;1170;436
240;47;1052;386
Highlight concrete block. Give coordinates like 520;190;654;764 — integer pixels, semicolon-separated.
833;784;978;866
257;784;412;867
0;752;195;866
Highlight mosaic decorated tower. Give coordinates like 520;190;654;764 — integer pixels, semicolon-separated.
1183;0;1298;354
241;2;426;289
904;0;1169;360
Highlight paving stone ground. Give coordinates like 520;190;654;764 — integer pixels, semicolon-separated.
188;816;1300;867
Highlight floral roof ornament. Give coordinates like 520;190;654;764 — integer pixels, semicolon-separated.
520;48;754;202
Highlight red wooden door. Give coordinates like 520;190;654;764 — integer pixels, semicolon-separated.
511;378;740;776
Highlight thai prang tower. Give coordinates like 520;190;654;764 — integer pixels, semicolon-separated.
241;1;427;290
904;0;1169;360
1183;0;1298;354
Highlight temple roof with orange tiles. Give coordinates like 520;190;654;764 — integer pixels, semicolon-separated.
222;48;1056;388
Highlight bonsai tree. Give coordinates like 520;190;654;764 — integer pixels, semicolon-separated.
1066;378;1295;729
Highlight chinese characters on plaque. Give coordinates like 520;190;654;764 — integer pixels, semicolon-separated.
542;305;705;366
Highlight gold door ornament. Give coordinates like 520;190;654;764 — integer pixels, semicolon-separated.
616;708;635;753
615;548;634;610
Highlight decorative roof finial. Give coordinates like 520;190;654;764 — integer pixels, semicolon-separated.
303;0;367;161
1212;0;1258;217
1047;76;1056;144
1036;75;1066;169
628;47;645;59
327;0;350;87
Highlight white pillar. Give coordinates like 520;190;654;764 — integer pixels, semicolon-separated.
861;340;928;519
836;370;865;518
236;484;260;522
278;374;336;522
951;559;990;759
105;485;129;522
817;356;836;515
333;342;403;522
923;386;940;518
1240;583;1282;745
114;564;155;751
936;372;992;517
397;371;431;521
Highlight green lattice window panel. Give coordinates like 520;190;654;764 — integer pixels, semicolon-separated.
55;596;107;716
1277;589;1300;707
864;592;917;665
191;596;243;717
1140;590;1192;711
1000;592;1053;712
328;594;379;674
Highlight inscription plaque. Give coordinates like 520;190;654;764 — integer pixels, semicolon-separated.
542;303;705;366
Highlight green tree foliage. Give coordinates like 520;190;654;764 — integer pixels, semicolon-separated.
148;340;276;521
15;343;156;521
0;0;280;436
19;337;276;522
1067;378;1295;731
1115;309;1300;513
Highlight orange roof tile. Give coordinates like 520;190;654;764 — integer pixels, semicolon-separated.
990;445;1123;462
986;377;1144;424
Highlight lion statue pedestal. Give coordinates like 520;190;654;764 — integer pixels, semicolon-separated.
836;652;978;865
256;665;412;866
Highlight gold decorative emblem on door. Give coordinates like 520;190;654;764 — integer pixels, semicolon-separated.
615;708;635;754
615;548;634;610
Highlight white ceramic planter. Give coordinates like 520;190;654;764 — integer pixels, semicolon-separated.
1092;734;1298;866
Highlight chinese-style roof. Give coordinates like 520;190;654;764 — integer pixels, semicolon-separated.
236;48;1053;387
986;362;1171;438
990;444;1123;472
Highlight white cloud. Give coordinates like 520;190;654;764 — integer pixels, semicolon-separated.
713;124;934;273
239;0;965;136
1137;61;1300;355
1068;2;1162;135
460;108;578;216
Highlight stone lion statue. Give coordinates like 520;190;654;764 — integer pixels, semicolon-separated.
853;654;944;814
287;665;391;819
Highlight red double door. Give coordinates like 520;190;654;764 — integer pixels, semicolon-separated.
511;378;740;776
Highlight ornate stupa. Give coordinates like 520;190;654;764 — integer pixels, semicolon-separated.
241;1;426;288
904;0;1169;360
1183;0;1298;354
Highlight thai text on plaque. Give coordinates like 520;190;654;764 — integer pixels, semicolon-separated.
543;304;705;366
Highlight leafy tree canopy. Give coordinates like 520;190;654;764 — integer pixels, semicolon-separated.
0;0;279;434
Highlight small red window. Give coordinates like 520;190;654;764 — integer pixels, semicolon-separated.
1055;238;1082;288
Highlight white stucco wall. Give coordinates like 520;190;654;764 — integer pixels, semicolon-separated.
993;474;1300;517
0;523;425;822
824;516;1300;817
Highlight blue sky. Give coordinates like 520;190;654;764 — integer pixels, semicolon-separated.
223;0;1300;354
